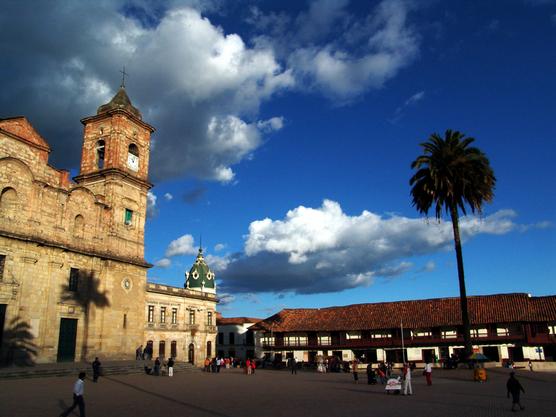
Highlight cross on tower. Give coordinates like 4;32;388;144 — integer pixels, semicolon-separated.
120;66;129;88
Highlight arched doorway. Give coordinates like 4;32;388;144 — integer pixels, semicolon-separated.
171;341;177;358
188;343;195;364
206;341;212;358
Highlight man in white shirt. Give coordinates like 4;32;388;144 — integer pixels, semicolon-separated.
60;372;86;417
425;361;433;386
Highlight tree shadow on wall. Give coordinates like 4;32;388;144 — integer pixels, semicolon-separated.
1;318;38;366
61;270;110;361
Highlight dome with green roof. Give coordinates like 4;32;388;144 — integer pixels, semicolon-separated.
185;248;216;293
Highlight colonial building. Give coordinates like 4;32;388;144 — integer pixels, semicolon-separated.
145;248;217;365
252;293;556;365
0;86;217;366
216;316;262;360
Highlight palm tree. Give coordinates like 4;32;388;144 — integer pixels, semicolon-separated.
410;130;496;358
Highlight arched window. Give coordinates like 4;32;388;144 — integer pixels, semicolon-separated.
127;143;139;171
0;187;18;218
159;340;166;358
73;215;84;238
171;341;177;358
96;140;105;169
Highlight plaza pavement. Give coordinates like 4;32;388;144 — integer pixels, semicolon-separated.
0;366;554;417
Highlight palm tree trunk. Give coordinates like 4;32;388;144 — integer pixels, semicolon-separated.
449;205;472;359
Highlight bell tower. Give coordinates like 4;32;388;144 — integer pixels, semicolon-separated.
75;85;155;261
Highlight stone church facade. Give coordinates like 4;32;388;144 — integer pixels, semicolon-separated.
0;87;217;366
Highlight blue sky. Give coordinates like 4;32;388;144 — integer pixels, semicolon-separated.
1;0;555;318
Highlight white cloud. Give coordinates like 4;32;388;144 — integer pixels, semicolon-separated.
154;258;171;268
214;243;226;252
285;0;419;100
219;200;529;294
146;191;158;218
165;234;197;257
0;3;291;184
163;193;173;201
205;254;230;272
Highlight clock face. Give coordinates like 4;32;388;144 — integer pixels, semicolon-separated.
127;153;139;171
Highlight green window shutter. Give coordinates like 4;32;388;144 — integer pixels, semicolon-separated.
124;209;133;225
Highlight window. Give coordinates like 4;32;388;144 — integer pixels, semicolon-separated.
69;268;79;292
229;332;235;345
0;254;5;280
172;308;177;324
159;340;166;357
548;324;556;335
318;335;331;345
189;309;195;325
496;327;510;336
148;305;154;323
262;336;275;346
412;329;432;337
370;332;391;339
285;335;307;346
96;140;105;169
160;307;166;323
471;328;488;338
346;332;362;340
206;341;212;358
123;314;127;329
207;311;213;326
218;332;224;344
124;209;133;226
441;329;458;339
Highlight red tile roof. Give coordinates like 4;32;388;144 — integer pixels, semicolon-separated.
252;293;556;332
217;317;262;326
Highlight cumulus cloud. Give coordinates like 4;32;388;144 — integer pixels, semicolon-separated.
165;234;197;257
0;2;291;183
205;254;230;272
163;193;173;201
218;200;528;294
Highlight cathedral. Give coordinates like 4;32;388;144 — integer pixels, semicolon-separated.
0;86;217;366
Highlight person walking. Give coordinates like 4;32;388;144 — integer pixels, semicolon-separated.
246;358;251;375
60;372;86;417
528;360;533;372
92;357;101;383
154;357;161;376
402;363;413;396
136;345;143;360
507;372;525;411
167;357;174;377
424;360;433;386
289;357;297;375
251;359;256;375
352;359;359;384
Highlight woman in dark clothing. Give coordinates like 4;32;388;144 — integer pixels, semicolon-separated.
92;357;101;382
506;372;525;411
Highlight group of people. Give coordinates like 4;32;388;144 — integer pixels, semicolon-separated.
144;356;174;376
203;357;240;372
135;344;153;360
